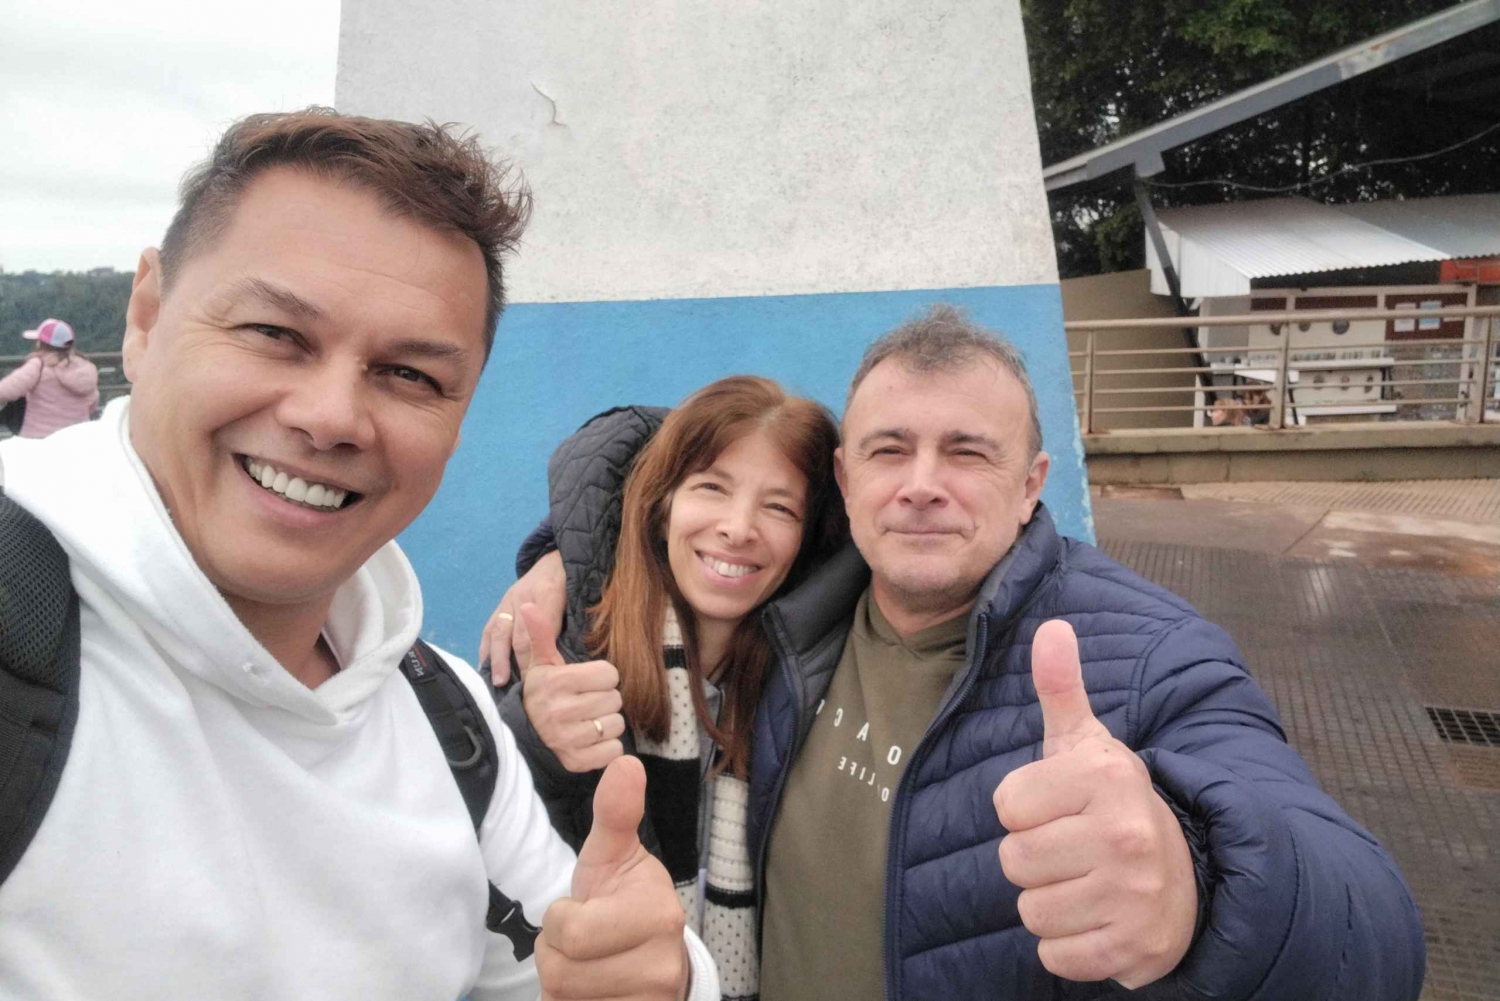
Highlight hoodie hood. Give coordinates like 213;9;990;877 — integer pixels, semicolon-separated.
0;397;423;724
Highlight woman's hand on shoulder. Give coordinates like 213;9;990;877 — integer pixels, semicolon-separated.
519;603;627;773
480;550;567;686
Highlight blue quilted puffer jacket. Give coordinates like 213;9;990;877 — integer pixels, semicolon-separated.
515;408;1424;1001
750;507;1424;1001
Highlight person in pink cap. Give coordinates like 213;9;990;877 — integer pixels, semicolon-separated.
0;318;100;438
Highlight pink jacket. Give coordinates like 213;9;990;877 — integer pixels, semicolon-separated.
0;354;101;438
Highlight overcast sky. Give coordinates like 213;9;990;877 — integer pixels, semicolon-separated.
1;0;341;274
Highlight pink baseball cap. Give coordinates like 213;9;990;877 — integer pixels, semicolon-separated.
24;318;74;348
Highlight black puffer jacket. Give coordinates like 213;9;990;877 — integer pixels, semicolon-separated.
498;407;668;852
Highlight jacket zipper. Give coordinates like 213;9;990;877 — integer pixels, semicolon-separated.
754;606;812;943
881;613;991;1001
696;680;724;935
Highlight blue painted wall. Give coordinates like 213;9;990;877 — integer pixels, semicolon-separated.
401;284;1092;656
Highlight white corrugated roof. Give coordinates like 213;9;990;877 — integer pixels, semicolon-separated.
1147;194;1500;297
1339;194;1500;259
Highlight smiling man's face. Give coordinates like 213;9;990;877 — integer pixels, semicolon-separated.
122;167;489;614
835;355;1049;631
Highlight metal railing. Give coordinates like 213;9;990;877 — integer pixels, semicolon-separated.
1068;306;1500;434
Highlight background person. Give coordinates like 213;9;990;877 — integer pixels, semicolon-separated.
490;375;846;1001
0;318;99;437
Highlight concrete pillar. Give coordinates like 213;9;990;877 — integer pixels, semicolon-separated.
337;0;1089;652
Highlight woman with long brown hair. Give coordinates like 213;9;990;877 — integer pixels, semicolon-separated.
495;375;846;1001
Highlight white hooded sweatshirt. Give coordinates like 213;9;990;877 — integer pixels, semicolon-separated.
0;400;716;1001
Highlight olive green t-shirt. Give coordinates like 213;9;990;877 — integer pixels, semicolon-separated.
759;588;967;1001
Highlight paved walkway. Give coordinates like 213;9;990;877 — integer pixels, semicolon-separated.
1096;485;1500;1000
1097;480;1500;577
1181;478;1500;523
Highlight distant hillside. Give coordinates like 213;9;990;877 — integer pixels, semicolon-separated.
0;268;132;356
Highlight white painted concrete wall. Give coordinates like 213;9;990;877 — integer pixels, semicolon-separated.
336;0;1058;304
337;1;1090;652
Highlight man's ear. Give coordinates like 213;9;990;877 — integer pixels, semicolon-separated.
1020;450;1050;524
833;446;849;501
121;249;162;384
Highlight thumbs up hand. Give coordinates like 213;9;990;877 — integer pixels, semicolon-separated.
520;603;626;773
993;620;1198;989
536;756;691;1001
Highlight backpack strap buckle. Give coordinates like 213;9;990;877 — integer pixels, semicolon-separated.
399;639;542;963
487;881;542;961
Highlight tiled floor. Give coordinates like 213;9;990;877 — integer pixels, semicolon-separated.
1100;538;1500;999
1179;479;1500;523
1094;486;1500;577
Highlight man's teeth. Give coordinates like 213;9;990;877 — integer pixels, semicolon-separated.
701;554;758;579
244;457;348;510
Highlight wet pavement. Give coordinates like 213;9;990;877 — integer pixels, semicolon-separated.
1182;478;1500;523
1097;484;1500;577
1096;484;1500;1000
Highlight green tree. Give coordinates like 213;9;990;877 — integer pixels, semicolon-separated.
1023;0;1500;278
0;268;133;356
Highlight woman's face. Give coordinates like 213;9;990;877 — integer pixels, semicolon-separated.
665;429;809;639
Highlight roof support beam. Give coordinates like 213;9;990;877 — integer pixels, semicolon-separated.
1132;173;1185;310
1043;0;1500;192
1130;171;1211;392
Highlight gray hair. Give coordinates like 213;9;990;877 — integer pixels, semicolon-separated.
845;304;1043;458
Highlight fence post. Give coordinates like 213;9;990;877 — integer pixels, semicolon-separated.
1083;331;1096;434
1270;339;1291;430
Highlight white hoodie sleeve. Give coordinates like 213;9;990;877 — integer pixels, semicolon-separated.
434;648;720;1001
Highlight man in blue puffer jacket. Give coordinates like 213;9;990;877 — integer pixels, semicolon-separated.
489;304;1424;1000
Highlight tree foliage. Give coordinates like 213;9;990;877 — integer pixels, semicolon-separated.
1023;0;1500;277
0;268;132;356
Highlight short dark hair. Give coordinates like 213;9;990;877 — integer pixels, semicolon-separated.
846;304;1043;458
159;107;530;357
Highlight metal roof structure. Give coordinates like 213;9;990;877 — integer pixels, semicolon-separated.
1043;0;1500;193
1146;194;1500;297
1340;195;1500;259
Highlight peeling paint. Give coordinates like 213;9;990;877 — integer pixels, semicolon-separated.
1339;40;1397;79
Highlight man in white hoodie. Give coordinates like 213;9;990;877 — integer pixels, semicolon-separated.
0;109;716;1001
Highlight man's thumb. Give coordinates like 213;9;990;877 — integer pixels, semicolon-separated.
519;602;563;667
1031;619;1103;755
575;756;647;897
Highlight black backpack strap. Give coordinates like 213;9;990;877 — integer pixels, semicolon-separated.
0;493;82;885
399;640;541;961
0;494;540;958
